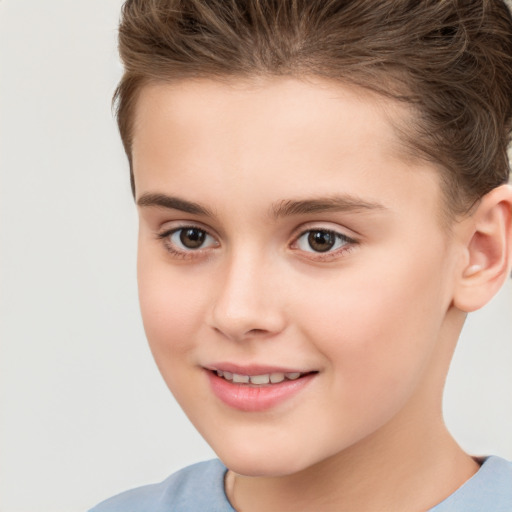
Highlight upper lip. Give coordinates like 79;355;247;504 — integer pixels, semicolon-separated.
204;362;314;375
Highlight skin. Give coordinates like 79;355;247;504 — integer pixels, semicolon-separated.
131;77;501;511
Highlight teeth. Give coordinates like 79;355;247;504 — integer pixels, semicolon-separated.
249;374;270;385
215;370;306;384
270;372;285;383
232;373;250;383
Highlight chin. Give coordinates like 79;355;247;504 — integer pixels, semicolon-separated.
214;440;320;477
223;456;305;478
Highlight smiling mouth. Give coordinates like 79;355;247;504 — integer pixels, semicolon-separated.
206;365;319;411
213;369;314;385
207;368;317;411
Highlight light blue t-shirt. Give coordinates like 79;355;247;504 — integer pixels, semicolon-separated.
89;456;512;512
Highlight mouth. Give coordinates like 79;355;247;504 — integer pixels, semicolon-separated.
205;366;318;412
213;369;312;385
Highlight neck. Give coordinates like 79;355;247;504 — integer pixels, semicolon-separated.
227;415;478;512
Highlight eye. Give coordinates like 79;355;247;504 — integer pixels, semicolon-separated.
172;227;211;249
158;226;218;255
295;229;353;254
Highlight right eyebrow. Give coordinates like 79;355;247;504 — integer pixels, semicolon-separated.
136;193;214;217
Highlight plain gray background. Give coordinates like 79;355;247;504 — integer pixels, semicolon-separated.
0;1;511;511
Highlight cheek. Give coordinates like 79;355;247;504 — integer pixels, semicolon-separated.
137;256;215;415
294;248;450;410
137;249;206;360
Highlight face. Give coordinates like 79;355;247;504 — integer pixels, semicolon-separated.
132;77;462;477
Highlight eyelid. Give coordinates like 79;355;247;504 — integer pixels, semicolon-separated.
157;219;218;239
291;221;358;242
289;223;359;260
156;222;220;258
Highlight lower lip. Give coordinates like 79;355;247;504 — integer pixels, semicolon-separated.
206;371;316;412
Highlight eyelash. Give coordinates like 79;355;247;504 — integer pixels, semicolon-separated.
156;225;358;261
292;228;357;261
156;225;218;260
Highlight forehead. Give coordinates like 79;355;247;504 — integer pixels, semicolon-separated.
131;77;444;224
132;77;404;165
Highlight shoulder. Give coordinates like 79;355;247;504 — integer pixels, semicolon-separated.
88;459;235;512
429;456;512;512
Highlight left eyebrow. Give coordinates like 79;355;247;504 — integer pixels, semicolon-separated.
270;195;387;219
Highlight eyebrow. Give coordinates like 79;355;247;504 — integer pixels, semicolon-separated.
137;193;214;216
270;196;387;219
136;192;386;219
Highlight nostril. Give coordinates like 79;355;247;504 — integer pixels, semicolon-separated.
247;328;268;335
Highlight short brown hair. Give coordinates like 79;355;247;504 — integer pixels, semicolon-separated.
114;0;512;215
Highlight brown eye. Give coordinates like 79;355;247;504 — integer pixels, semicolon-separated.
179;228;206;249
164;226;217;252
295;229;353;255
307;230;336;252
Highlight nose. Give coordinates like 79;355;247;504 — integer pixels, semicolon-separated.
208;250;287;342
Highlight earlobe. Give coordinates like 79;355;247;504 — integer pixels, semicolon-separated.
453;184;512;313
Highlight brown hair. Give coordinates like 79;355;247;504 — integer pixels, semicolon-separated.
114;0;512;215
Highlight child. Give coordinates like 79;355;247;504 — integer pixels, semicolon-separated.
91;1;512;510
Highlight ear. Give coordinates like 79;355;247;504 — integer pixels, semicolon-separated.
453;184;512;313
